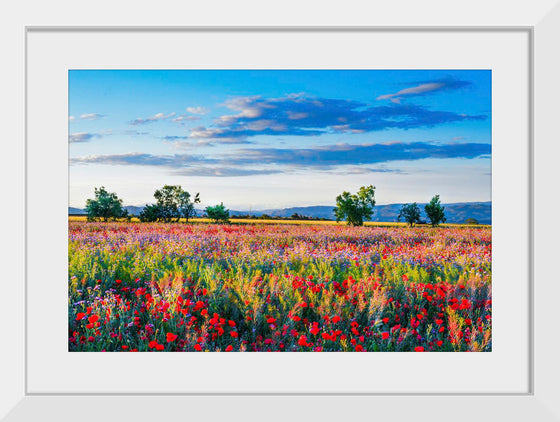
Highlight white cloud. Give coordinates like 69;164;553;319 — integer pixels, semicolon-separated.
69;132;95;143
69;130;110;143
80;113;105;120
377;83;445;102
376;79;470;102
286;111;308;120
172;114;201;124
186;106;209;115
130;112;176;125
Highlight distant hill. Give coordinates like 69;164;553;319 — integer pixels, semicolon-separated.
68;205;145;216
69;201;491;224
68;207;86;215
369;202;491;224
230;202;491;224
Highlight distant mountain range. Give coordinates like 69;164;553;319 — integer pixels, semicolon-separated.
69;201;491;224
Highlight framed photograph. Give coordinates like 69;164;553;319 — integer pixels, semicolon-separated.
3;0;559;420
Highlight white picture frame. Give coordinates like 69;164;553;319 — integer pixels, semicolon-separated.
3;0;560;420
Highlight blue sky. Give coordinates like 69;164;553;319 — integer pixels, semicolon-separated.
69;70;491;210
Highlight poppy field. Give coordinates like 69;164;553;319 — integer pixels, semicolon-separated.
68;221;491;352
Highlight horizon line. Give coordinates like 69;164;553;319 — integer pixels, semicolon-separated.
68;200;492;210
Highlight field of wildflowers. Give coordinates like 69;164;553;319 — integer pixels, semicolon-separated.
68;221;491;352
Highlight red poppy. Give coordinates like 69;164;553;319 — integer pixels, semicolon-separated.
230;331;238;338
267;317;276;324
435;319;444;325
75;312;86;321
149;340;158;348
225;345;233;352
331;315;340;324
414;346;424;352
194;344;202;351
88;314;99;324
382;332;390;340
156;344;164;351
310;323;319;336
298;335;309;346
355;345;364;352
382;317;389;324
166;332;178;342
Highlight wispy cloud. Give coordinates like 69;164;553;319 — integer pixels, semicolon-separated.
80;113;105;121
69;132;108;143
69;132;95;143
162;135;189;141
70;152;215;167
68;115;75;121
167;138;253;149
69;152;273;177
376;79;472;103
186;106;209;115
171;115;201;124
70;141;490;176
174;167;281;177
331;166;406;175
185;93;485;143
226;142;491;169
124;130;150;136
130;112;176;125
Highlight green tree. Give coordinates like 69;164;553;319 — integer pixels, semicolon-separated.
84;186;126;222
398;203;421;227
205;202;230;223
121;209;132;222
424;194;446;227
465;218;479;225
153;185;200;223
138;204;163;222
179;191;201;223
334;185;376;226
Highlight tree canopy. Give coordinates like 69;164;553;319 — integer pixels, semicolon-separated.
465;218;479;225
398;203;421;227
139;185;200;223
334;185;376;226
138;204;163;223
424;194;446;227
205;203;230;224
85;186;126;222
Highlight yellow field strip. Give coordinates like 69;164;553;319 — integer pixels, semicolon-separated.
68;215;490;228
